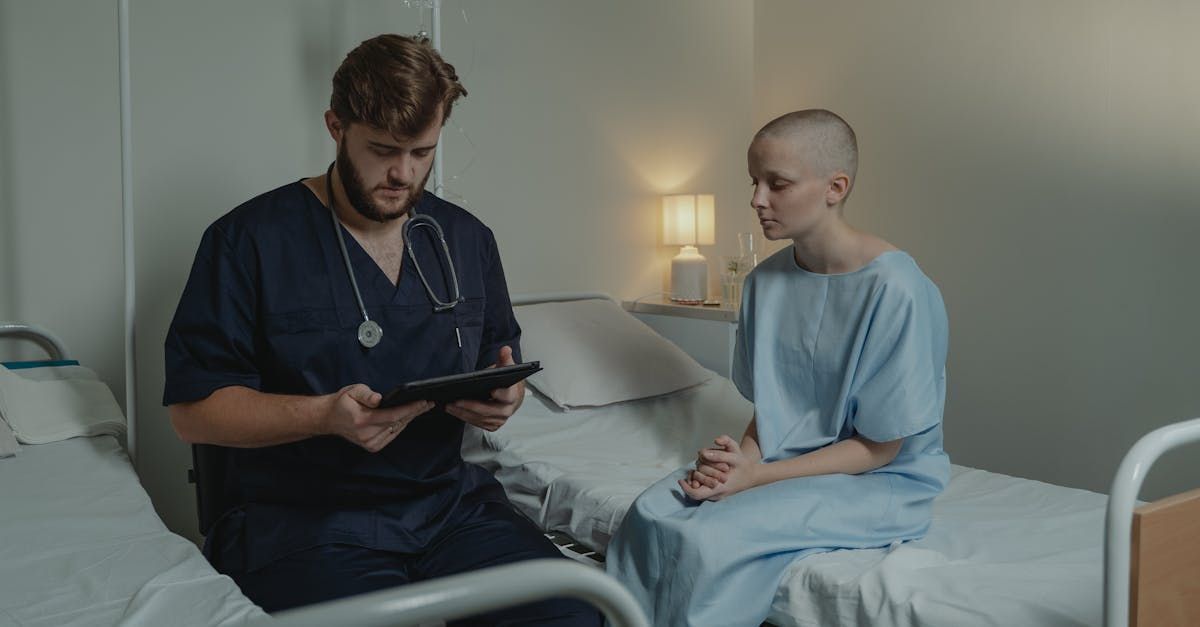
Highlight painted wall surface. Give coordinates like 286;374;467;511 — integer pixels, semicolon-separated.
1;1;753;540
4;1;1194;545
129;0;367;541
755;0;1200;500
437;1;757;298
0;1;125;386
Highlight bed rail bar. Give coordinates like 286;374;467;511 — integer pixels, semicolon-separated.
511;292;615;307
265;558;648;627
1104;416;1200;627
0;323;69;361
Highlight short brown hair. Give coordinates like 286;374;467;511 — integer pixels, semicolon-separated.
330;34;467;138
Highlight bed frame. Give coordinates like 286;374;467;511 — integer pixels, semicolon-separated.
13;300;1198;626
509;293;1200;627
0;323;69;361
268;558;644;627
511;291;616;307
1105;417;1200;627
0;320;648;627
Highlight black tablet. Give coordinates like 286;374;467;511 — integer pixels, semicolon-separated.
378;361;542;408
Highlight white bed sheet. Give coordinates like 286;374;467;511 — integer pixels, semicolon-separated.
464;377;751;550
462;374;1106;627
0;435;265;627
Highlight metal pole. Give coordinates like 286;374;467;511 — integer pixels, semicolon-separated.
266;559;648;627
1104;417;1200;627
431;0;444;196
117;0;137;466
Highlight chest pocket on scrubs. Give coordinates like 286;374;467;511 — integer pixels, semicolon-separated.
262;307;354;389
453;297;485;371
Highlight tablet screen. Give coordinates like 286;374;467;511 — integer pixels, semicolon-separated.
378;361;542;408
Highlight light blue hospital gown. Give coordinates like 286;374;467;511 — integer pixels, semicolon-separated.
606;248;950;627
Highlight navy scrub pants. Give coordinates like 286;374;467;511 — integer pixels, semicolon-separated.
225;502;603;626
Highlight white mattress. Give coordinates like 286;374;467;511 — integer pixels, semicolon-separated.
462;375;1106;627
0;435;265;627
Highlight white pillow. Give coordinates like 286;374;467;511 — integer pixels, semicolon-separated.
514;299;712;408
0;364;126;445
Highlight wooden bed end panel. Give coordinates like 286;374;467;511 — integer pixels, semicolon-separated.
1131;487;1200;627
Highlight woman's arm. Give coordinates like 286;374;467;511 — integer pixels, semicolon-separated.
740;415;763;462
748;434;901;488
685;429;902;500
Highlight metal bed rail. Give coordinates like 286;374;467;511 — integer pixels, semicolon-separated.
264;558;648;627
510;292;616;307
1104;416;1200;627
0;323;69;360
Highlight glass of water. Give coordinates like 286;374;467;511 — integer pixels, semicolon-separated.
721;256;745;307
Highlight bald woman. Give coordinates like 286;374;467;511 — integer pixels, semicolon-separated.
606;110;950;627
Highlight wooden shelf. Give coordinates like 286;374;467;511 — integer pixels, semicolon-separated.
621;295;738;323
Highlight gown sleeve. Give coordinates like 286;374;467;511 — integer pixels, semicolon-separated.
848;280;949;442
731;271;755;402
162;223;262;405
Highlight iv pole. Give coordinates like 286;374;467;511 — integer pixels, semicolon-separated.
117;0;137;467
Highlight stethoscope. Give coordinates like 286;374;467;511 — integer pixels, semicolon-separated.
325;163;464;349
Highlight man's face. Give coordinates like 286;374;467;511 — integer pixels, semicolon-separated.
747;135;832;241
334;111;443;223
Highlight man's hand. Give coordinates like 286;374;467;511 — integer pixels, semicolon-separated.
324;384;433;452
679;435;758;502
445;346;525;432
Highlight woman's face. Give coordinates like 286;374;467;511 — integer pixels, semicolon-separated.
747;135;835;241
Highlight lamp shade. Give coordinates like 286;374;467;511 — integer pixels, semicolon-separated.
662;194;715;246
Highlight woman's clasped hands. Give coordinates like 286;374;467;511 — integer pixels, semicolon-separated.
679;434;759;501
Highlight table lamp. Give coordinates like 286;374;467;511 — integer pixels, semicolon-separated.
662;193;715;304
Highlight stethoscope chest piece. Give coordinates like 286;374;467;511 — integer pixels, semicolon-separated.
357;320;383;348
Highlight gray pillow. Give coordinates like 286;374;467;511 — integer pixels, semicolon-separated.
0;364;126;445
514;299;712;408
0;413;18;457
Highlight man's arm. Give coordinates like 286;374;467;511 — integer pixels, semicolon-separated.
444;228;524;431
445;345;524;432
170;385;434;452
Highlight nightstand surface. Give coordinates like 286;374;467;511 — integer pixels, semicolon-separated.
620;296;738;323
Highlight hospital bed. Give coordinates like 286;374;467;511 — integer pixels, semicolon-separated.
0;322;648;627
0;324;265;626
461;293;1200;627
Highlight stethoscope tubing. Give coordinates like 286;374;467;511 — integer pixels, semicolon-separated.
403;215;464;312
324;162;464;348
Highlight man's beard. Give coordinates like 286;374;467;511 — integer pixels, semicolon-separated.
336;143;427;223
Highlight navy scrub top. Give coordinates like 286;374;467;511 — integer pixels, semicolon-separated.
163;181;519;571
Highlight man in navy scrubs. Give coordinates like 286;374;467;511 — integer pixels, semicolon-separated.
163;34;601;625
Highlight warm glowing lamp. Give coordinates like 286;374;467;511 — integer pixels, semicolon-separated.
663;194;715;304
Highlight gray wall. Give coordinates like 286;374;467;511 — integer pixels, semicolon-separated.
439;1;756;297
0;1;126;381
2;1;1195;543
0;1;755;541
130;0;364;543
755;0;1200;500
